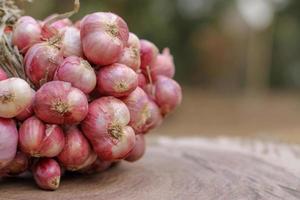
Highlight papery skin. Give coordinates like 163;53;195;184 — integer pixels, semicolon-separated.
140;39;159;70
0;78;34;118
57;127;91;171
32;158;61;190
154;76;182;116
140;100;163;134
19;116;65;157
97;63;138;97
61;27;83;57
122;87;150;134
149;48;175;81
118;33;141;71
126;134;146;162
12;16;41;53
0;118;18;170
82;97;136;161
34;81;88;124
24;43;64;87
54;56;96;94
15;89;35;121
80;12;129;65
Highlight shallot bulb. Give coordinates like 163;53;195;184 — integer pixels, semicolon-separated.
54;56;96;94
125;134;146;162
122;87;151;134
12;16;41;53
24;42;64;87
32;158;61;190
57;127;92;171
82;97;136;161
19;116;65;157
15;89;35;121
140;39;159;70
33;81;88;124
42;15;72;39
118;33;141;71
97;63;138;97
137;73;147;89
0;78;34;118
140;100;163;134
81;12;129;65
0;118;18;170
154;76;182;116
0;68;8;81
61;27;83;57
149;48;175;80
6;151;29;175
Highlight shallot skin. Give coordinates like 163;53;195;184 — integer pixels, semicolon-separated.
80;12;129;65
137;73;147;90
32;158;61;191
57;127;91;171
97;63;138;97
55;56;96;94
24;43;64;87
125;134;146;162
149;48;175;81
82;97;136;161
140;100;163;134
122;87;151;134
0;78;34;118
140;39;159;70
118;33;141;71
12;16;41;53
34;81;89;124
19;116;65;157
15;89;35;121
61;27;83;57
154;76;182;116
0;118;18;170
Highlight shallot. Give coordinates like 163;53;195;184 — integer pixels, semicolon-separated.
125;134;145;162
154;76;182;116
0;78;34;118
82;97;136;161
122;87;150;134
54;56;96;94
0;118;18;170
32;158;61;190
12;16;41;53
80;12;129;65
34;81;88;124
118;33;141;71
57;127;92;171
19;116;65;157
97;63;138;97
24;42;64;87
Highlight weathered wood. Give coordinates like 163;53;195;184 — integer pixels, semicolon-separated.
0;137;300;200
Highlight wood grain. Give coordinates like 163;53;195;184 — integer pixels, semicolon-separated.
0;137;300;200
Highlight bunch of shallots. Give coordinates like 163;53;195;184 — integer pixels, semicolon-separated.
0;4;182;190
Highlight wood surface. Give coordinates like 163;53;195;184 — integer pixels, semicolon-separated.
0;137;300;200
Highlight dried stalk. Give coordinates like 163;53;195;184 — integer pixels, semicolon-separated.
0;0;32;84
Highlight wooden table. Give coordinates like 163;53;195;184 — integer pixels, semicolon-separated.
1;137;300;200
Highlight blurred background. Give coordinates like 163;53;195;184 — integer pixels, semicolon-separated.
19;0;300;143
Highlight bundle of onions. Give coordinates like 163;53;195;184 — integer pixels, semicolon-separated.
0;0;182;191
